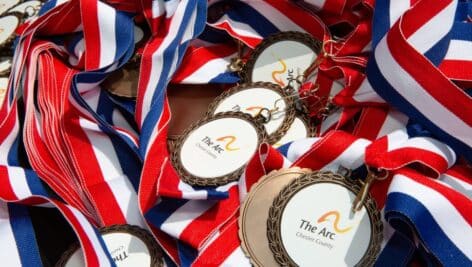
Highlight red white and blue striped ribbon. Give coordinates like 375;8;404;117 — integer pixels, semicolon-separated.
21;0;145;228
366;0;472;161
0;0;149;265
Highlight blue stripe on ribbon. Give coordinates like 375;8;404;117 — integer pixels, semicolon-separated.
39;0;57;16
24;170;49;197
375;231;416;267
8;204;43;267
177;241;198;267
145;198;188;228
209;72;240;83
224;1;278;38
385;192;471;266
277;142;292;157
93;227;117;267
140;0;207;156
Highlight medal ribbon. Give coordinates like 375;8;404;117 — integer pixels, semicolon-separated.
0;3;114;264
366;0;472;161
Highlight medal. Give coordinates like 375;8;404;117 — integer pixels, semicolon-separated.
57;225;164;267
239;168;311;266
267;171;382;267
171;111;267;186
241;31;322;90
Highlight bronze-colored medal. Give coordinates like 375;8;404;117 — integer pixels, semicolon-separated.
267;171;382;267
239;168;311;266
172;111;267;186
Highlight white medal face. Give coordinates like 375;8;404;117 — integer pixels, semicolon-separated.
0;15;20;46
250;40;318;90
65;232;152;267
0;58;12;74
8;1;42;17
0;0;20;15
180;117;259;178
102;232;152;266
280;183;372;267
273;116;309;148
213;87;287;135
0;77;8;108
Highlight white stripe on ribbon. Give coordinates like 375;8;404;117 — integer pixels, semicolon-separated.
221;247;251;266
352;78;385;103
7;168;31;200
439;173;472;199
375;37;471;148
444;40;472;61
285;138;319;162
67;205;114;266
97;1;117;68
180;53;236;83
389;174;472;259
0;121;18;163
79;118;145;227
406;0;456;54
323;138;370;171
160;200;214;238
141;0;197;128
376;110;408;139
210;15;262;40
389;0;411;26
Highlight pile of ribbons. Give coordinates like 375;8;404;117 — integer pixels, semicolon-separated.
0;0;470;266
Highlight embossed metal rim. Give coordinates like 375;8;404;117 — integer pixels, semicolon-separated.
56;224;164;267
267;171;383;267
172;111;267;187
240;31;322;84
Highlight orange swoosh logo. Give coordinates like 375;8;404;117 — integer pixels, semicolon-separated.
216;136;240;151
317;211;353;234
272;59;287;87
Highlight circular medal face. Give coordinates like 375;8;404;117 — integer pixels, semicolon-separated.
8;1;43;18
172;112;267;186
0;0;20;15
0;77;8;108
273;115;314;148
242;31;321;90
0;15;20;51
207;82;295;144
267;171;382;267
239;168;311;267
58;225;163;267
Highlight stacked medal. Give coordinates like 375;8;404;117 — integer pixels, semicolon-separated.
0;0;470;267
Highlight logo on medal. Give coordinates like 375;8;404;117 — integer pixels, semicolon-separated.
296;210;356;249
317;210;353;234
198;135;240;159
216;136;240;151
272;57;287;87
